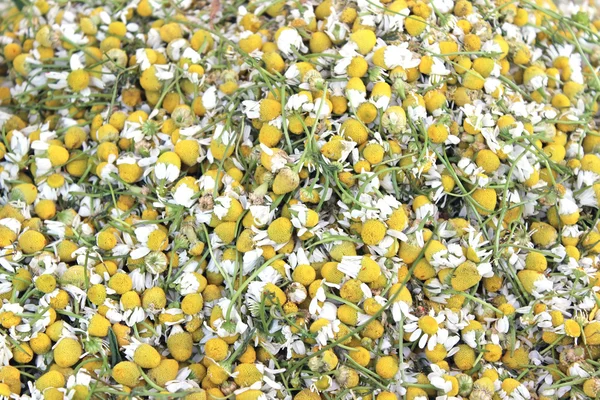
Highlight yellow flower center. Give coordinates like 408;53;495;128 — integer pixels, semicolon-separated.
157;151;181;168
564;319;581;338
418;315;439;335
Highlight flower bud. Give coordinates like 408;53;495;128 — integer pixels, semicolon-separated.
272;167;299;195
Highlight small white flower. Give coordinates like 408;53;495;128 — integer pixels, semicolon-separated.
0;334;13;365
277;28;307;56
173;184;197;207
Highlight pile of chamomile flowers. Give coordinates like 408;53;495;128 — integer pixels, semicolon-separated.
1;0;600;398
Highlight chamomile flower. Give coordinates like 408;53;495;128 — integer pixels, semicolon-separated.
404;310;449;350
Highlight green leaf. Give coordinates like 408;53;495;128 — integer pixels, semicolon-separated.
108;327;122;367
12;0;26;10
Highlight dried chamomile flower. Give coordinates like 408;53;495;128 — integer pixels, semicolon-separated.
0;0;600;397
